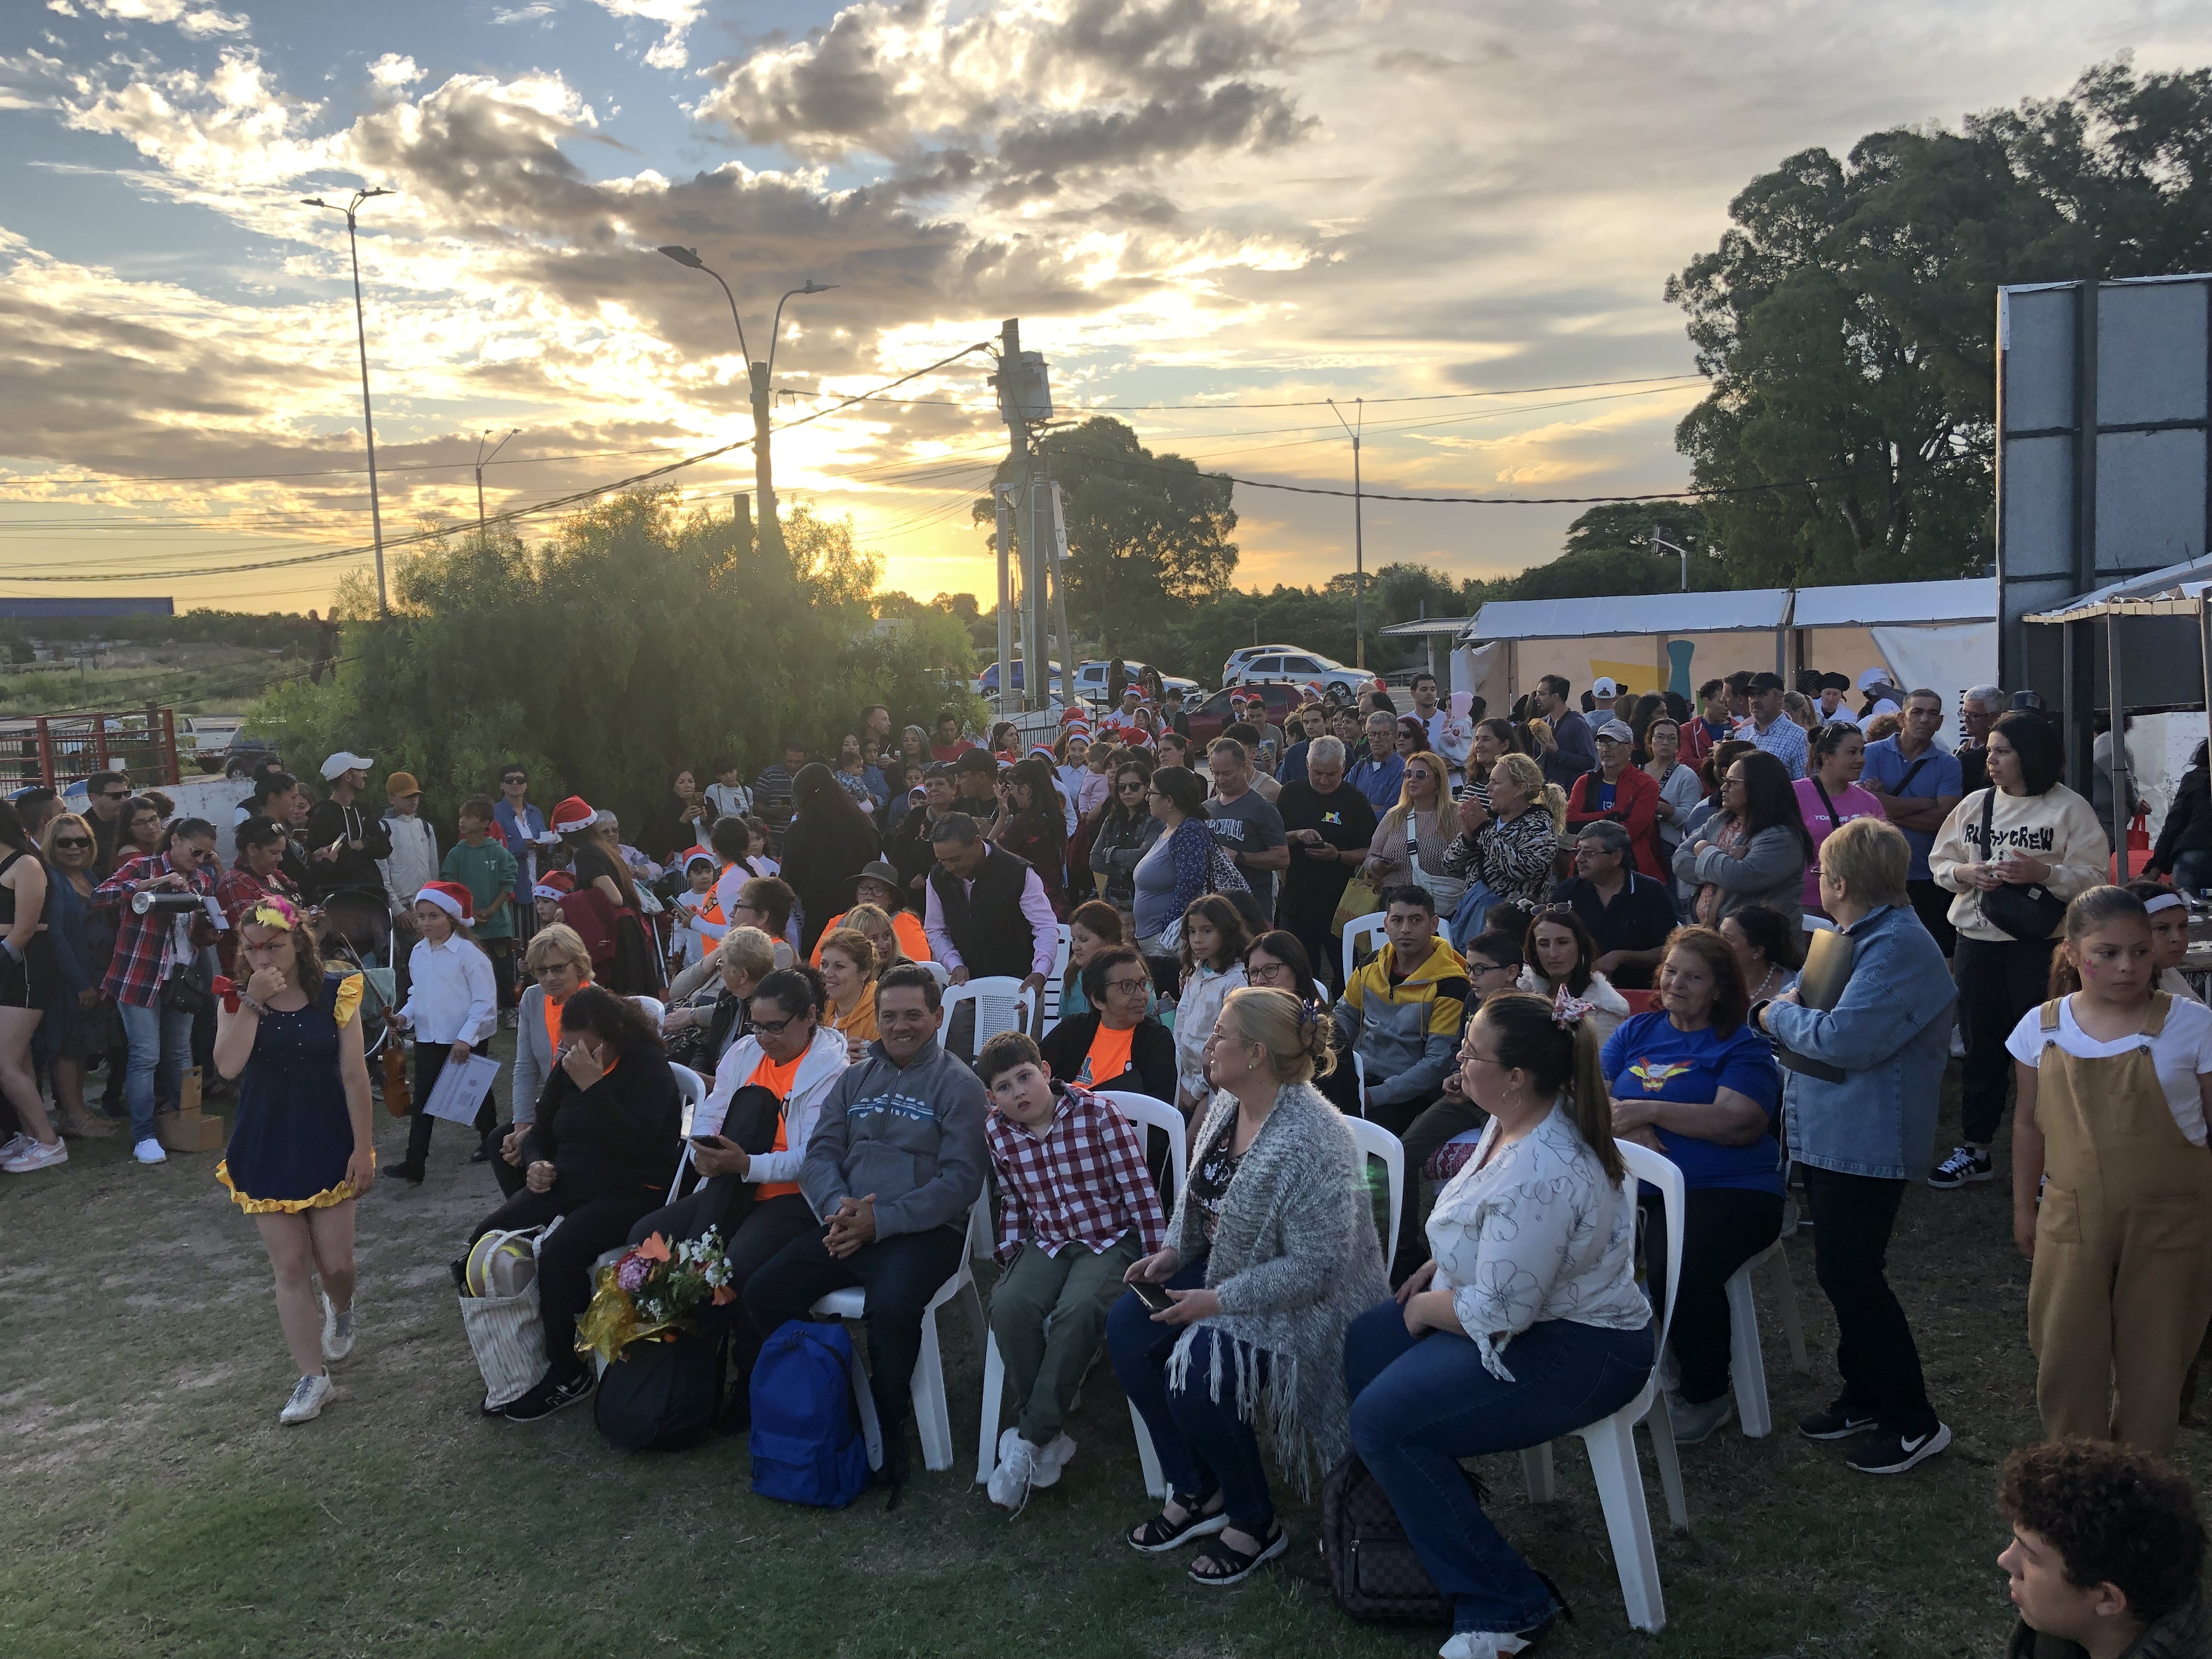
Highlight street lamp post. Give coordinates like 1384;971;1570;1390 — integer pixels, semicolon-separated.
302;188;395;616
474;428;518;533
657;246;835;560
1328;397;1367;669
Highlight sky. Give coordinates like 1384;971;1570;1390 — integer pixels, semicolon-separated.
0;0;2206;617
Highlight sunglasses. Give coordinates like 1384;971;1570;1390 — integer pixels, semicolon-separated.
53;836;92;849
97;789;128;801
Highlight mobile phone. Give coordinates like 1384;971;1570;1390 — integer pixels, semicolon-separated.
690;1133;725;1147
1131;1279;1175;1315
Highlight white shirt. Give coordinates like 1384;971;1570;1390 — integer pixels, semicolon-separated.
379;812;439;911
696;1027;849;1186
1428;1102;1651;1381
2005;992;2212;1145
399;934;499;1046
705;781;752;820
1414;704;1472;771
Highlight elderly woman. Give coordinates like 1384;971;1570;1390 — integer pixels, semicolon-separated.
1602;926;1784;1444
1752;818;1956;1473
1041;943;1177;1099
488;923;595;1191
661;925;778;1075
1674;749;1812;931
475;988;682;1422
1109;987;1388;1585
1343;990;1650;1652
817;927;879;1057
1363;748;1461;913
806;860;931;968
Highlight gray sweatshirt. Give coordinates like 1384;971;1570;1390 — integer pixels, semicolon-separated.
799;1037;988;1239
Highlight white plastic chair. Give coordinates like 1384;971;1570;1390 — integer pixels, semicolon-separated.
630;995;666;1027
1724;1236;1809;1437
811;1192;990;1475
940;975;1039;1058
1313;977;1331;1005
1340;911;1386;989
1346;1114;1404;1270
1040;925;1073;1035
976;1090;1189;1495
1519;1141;1686;1633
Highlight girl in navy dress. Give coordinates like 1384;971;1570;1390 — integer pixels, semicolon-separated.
213;896;376;1425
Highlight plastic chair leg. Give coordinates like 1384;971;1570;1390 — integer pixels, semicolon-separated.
911;1309;953;1473
1769;1245;1809;1372
1642;1388;1689;1530
977;1331;1007;1486
1521;1441;1556;1503
1129;1401;1171;1500
1725;1264;1772;1439
1580;1412;1668;1633
849;1344;884;1471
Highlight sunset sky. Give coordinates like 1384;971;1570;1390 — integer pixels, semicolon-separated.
1;0;2203;616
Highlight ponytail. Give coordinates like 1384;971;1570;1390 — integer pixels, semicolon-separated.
1473;990;1624;1184
2049;884;2152;999
1539;781;1568;836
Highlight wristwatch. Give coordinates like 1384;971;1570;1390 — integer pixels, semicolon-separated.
1748;998;1773;1033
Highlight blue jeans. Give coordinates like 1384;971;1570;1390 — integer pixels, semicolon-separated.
119;1000;194;1141
1345;1301;1654;1635
1106;1258;1277;1536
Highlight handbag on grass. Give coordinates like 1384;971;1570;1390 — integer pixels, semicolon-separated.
1976;792;2066;943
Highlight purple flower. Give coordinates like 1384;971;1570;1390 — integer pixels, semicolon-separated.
616;1253;652;1293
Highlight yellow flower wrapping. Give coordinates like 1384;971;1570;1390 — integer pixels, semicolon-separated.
573;1261;687;1365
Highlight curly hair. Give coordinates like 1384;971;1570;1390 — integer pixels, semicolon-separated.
2000;1438;2205;1624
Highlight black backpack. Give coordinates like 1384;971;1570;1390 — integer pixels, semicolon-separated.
594;1324;728;1453
1322;1451;1452;1622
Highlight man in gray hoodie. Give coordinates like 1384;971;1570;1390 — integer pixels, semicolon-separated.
744;962;987;1496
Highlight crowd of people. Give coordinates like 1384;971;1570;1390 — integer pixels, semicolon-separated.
7;663;2210;1658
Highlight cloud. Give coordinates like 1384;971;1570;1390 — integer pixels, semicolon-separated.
367;53;424;89
585;0;704;69
489;2;556;21
67;0;249;36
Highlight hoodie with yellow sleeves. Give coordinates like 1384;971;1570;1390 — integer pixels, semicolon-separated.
1331;935;1469;1109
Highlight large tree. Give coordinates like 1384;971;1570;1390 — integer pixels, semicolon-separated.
1669;60;2212;588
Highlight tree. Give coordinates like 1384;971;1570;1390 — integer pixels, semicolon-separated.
1669;59;2212;587
977;417;1238;654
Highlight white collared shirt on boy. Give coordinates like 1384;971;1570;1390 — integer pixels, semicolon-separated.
399;933;498;1046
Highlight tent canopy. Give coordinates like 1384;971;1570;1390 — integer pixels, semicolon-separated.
2024;556;2212;624
1464;588;1789;643
1793;578;1995;628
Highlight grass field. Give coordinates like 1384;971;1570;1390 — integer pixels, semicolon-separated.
3;1056;2204;1659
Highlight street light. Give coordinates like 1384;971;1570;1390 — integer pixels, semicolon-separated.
1328;397;1367;669
656;247;837;558
302;188;396;616
475;428;518;533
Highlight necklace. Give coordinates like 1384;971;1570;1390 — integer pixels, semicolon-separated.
1753;963;1782;1000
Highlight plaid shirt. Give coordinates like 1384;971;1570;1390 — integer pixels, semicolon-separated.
94;851;217;1007
986;1082;1167;1264
213;862;302;974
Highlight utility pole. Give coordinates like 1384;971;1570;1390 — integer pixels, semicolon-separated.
302;187;394;616
991;319;1054;716
474;428;516;533
1329;398;1366;668
1652;529;1692;592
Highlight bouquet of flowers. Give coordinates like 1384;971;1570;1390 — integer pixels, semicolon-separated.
574;1228;737;1364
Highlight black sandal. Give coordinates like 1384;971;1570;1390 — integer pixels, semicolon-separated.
1189;1524;1288;1585
1127;1494;1228;1554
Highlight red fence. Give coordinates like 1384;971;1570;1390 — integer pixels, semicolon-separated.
0;708;180;792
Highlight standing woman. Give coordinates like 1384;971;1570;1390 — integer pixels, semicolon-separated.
1462;719;1517;812
1673;750;1812;931
779;762;882;957
37;812;118;1142
1927;710;2106;1190
647;769;709;866
1794;723;1887;919
1442;752;1566;916
0;801;62;1172
118;797;166;864
992;757;1069;919
2008;886;2212;1452
817;927;879;1059
212;897;376;1423
1362;750;1461;913
1641;716;1703;874
1342;992;1651;1650
1131;767;1221;975
899;725;930;778
1090;757;1162;908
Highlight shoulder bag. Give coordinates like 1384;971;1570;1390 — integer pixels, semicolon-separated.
1404;809;1466;912
1976;791;2067;942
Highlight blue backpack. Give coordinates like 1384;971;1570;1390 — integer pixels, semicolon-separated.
748;1319;870;1509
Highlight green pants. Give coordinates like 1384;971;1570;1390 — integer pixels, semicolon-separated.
990;1234;1142;1447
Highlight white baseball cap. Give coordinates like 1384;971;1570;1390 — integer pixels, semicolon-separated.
1591;676;1620;698
321;751;375;780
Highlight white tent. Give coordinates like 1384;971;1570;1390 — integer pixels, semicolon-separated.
1791;578;1997;702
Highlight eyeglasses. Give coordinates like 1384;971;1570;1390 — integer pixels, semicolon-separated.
1102;977;1151;997
52;837;91;849
752;1012;804;1037
97;789;128;801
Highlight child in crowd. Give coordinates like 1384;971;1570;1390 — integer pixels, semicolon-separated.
674;852;719;970
704;758;751;822
2010;886;2212;1453
2125;879;2202;1003
390;881;499;1185
441;797;520;1017
1998;1438;2207;1658
1172;894;1250;1115
978;1032;1166;1510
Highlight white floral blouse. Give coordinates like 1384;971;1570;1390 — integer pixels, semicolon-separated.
1427;1100;1650;1381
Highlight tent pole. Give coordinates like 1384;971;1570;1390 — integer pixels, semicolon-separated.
2107;610;2130;868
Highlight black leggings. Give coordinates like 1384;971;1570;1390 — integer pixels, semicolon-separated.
1955;934;2057;1147
405;1040;495;1168
471;1186;661;1376
1642;1185;1785;1406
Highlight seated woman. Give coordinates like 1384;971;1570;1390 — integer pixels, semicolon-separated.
470;988;682;1423
1240;928;1361;1120
1518;907;1630;1047
658;926;778;1076
1342;990;1652;1656
1040;944;1177;1099
1110;988;1389;1587
630;966;849;1395
817;927;878;1058
1601;926;1784;1443
1058;898;1127;1022
1720;902;1803;1007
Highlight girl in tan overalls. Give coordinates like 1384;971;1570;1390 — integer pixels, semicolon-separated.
2008;885;2212;1452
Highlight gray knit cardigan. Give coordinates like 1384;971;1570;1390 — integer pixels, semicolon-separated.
1166;1081;1391;1493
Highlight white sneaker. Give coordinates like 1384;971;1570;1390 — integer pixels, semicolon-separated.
279;1373;332;1424
1;1136;66;1173
1949;1025;1966;1058
1438;1632;1534;1658
986;1429;1037;1510
133;1138;167;1165
0;1132;29;1162
1028;1432;1077;1488
321;1294;356;1363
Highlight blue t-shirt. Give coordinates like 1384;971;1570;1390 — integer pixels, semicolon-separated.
1601;1012;1784;1195
1859;737;1963;880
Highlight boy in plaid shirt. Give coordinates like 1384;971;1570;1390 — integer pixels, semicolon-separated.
979;1031;1166;1509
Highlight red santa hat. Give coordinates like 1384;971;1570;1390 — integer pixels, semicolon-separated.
415;881;475;923
533;871;576;902
549;795;596;836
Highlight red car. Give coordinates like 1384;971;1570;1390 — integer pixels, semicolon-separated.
1183;682;1302;746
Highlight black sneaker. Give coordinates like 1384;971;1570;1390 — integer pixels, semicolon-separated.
394;1160;426;1186
1846;1422;1951;1475
501;1368;594;1422
1798;1403;1877;1441
1927;1146;1990;1189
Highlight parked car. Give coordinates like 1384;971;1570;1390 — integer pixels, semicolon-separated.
1073;659;1204;703
1184;682;1301;747
1222;649;1374;697
222;733;281;779
973;660;1066;698
179;715;244;772
1221;645;1299;686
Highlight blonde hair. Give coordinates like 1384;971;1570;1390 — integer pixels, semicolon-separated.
818;926;877;979
1819;816;1910;910
1489;751;1567;833
1216;986;1336;1085
840;903;905;966
523;923;593;978
38;811;94;865
1381;749;1453;838
715;925;777;983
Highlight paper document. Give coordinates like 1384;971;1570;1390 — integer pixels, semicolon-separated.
423;1052;503;1125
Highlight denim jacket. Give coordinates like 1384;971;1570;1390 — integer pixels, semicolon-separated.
1764;904;1956;1182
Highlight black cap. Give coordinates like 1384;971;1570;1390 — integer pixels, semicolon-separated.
1747;672;1786;693
922;761;957;781
954;749;997;774
1821;672;1851;691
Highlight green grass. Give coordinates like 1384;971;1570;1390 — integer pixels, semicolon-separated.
2;1061;2204;1659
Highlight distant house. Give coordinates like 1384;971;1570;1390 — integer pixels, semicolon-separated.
0;597;173;620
